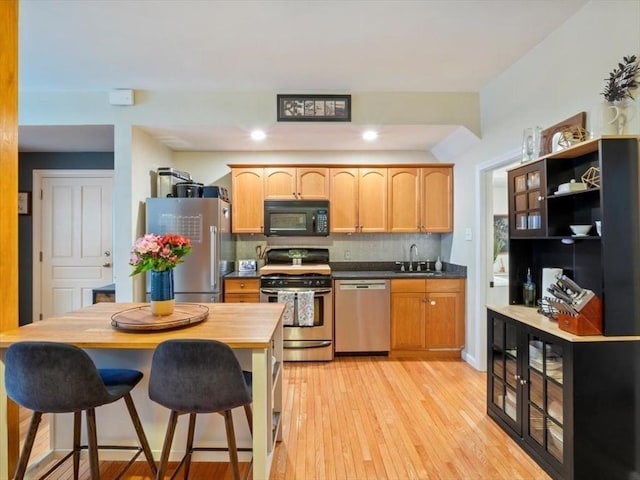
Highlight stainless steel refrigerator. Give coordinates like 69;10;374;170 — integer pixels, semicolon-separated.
145;198;234;303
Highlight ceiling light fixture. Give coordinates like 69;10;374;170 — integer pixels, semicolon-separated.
362;130;378;141
250;129;266;141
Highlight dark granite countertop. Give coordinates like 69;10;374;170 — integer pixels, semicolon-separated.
225;261;466;280
329;261;466;280
225;271;260;279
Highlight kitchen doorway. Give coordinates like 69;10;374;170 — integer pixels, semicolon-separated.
471;151;520;371
32;170;113;321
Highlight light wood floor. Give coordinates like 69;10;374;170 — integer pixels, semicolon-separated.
19;357;550;479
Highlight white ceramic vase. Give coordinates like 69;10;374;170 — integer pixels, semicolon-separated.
602;100;630;135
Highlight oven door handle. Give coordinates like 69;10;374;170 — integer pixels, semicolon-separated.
260;288;332;295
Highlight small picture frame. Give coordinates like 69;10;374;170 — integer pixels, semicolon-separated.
277;94;351;122
238;259;257;272
18;191;31;215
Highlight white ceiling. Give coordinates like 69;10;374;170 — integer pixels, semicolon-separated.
17;0;589;152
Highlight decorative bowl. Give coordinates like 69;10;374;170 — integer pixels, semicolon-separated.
570;225;591;236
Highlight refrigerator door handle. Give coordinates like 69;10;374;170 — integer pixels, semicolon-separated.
210;225;218;290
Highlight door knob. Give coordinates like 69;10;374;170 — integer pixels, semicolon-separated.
102;262;112;268
104;250;111;257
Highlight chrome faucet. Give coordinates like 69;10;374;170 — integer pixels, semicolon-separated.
409;243;418;271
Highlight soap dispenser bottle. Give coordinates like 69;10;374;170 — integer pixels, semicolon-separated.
435;256;442;272
523;268;536;307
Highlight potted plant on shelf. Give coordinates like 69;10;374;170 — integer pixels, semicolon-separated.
129;233;192;316
601;55;639;135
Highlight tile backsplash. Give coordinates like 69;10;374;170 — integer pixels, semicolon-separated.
235;233;442;264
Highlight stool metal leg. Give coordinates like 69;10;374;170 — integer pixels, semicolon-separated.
184;413;197;480
12;411;42;480
223;410;241;480
73;411;82;480
85;408;100;480
156;410;179;480
123;393;157;475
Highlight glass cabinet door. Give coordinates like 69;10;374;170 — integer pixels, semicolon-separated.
490;316;520;431
526;334;564;463
509;161;547;237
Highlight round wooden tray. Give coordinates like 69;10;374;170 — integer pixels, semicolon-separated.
111;303;209;332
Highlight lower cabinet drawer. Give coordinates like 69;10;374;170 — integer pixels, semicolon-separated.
225;278;260;294
225;293;260;303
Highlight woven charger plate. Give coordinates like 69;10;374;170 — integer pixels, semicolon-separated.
111;303;209;331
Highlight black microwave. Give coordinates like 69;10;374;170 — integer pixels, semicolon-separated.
264;200;330;236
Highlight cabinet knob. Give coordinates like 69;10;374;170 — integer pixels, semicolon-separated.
240;283;245;288
430;300;436;306
538;195;544;201
514;374;521;381
520;379;528;385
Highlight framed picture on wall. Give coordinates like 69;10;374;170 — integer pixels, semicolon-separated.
277;94;351;122
18;191;31;215
493;215;508;272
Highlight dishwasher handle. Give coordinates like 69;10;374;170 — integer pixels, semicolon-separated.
338;281;388;290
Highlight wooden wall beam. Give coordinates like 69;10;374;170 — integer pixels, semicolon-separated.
0;0;20;477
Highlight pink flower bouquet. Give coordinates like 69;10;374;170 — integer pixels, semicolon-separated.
129;233;192;275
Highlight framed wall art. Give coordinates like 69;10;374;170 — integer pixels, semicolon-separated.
277;94;351;122
18;191;31;215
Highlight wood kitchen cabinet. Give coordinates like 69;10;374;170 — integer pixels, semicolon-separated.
231;168;264;234
388;166;453;233
229;162;454;235
224;277;260;303
329;167;387;233
264;167;329;200
390;278;465;356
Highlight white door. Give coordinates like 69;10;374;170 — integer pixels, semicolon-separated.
34;171;113;320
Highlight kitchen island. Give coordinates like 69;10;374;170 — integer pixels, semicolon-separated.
0;302;284;480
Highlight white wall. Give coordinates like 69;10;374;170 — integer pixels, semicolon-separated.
449;0;640;370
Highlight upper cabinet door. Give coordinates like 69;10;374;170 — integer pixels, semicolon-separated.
330;168;359;233
231;168;264;233
359;168;388;232
508;161;547;238
297;167;329;199
264;167;297;199
421;166;453;233
388;167;420;233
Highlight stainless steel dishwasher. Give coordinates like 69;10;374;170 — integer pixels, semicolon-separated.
334;279;390;354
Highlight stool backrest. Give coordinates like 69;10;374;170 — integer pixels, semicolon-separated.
149;339;251;413
5;341;112;413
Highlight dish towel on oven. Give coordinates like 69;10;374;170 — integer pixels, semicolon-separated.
297;291;315;327
277;291;295;326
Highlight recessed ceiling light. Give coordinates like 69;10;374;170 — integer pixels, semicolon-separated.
362;130;378;141
251;129;266;141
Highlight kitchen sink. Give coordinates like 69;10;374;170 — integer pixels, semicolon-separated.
393;271;443;277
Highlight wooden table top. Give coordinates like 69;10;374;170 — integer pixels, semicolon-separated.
0;302;285;350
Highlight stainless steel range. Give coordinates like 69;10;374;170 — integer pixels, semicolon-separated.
259;248;333;361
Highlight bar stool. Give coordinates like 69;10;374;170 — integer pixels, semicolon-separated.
4;341;157;480
148;339;253;480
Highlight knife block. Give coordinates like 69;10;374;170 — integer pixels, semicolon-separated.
557;294;603;336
